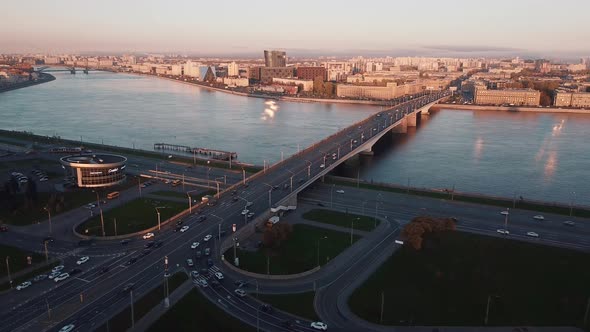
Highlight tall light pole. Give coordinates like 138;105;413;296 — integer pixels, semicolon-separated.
186;189;200;214
44;206;52;235
504;207;509;231
206;167;211;187
5;256;12;289
93;191;105;237
242;168;246;185
316;236;328;267
210;214;224;256
164;256;169;308
155;207;166;231
138;177;142;197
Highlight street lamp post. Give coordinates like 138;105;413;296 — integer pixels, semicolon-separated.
504;208;509;231
155;207;166;231
164;256;169;308
5;256;12;289
316;236;328;267
44;207;52;235
206;167;211;187
93;191;105;237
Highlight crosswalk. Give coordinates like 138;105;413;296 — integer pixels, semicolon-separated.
192;265;222;285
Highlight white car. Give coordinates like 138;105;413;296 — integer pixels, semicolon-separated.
319;164;325;168
191;242;200;249
190;270;199;278
533;215;545;221
52;265;65;273
496;229;509;235
526;231;539;238
143;232;155;239
214;272;224;280
336;190;344;194
180;226;189;233
241;209;249;215
311;322;328;330
500;211;509;216
48;271;61;279
199;279;208;288
54;273;70;283
203;234;212;242
76;256;89;265
59;324;75;332
16;281;32;291
234;288;246;297
563;221;576;226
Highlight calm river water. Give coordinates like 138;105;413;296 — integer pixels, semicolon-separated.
1;71;588;206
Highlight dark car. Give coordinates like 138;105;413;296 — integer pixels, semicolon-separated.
200;268;209;276
232;196;239;202
69;268;82;275
141;249;151;256
100;267;110;274
317;202;325;207
154;241;163;248
43;236;54;243
120;239;130;245
207;258;213;267
174;225;181;232
232;190;237;196
144;241;155;248
260;304;273;313
125;257;137;266
197;216;207;222
176;220;184;226
210;280;221;288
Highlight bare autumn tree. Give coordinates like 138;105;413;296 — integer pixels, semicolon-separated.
262;223;293;249
401;216;457;250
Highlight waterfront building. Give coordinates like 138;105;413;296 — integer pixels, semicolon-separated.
264;50;287;67
258;67;294;84
336;82;423;100
223;77;249;87
60;154;127;188
554;90;590;108
474;88;541;106
228;62;239;77
272;78;313;92
296;66;326;80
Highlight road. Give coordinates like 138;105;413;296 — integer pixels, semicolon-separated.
0;91;452;332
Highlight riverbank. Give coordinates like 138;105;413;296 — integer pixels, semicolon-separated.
432;103;590;114
128;71;385;106
0;73;55;93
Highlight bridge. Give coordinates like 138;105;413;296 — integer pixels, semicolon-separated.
35;66;90;74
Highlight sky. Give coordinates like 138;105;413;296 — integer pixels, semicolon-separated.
2;0;589;58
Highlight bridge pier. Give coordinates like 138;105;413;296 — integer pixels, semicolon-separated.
391;117;407;134
406;111;421;127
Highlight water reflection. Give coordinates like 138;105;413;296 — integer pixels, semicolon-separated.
473;137;484;163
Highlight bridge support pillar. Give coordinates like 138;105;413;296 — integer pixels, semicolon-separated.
407;111;421;127
391;117;407;134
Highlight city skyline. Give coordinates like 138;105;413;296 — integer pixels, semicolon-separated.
2;0;590;59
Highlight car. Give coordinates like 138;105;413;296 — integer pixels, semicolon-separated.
246;201;253;207
200;268;209;276
69;268;82;275
526;231;539;238
241;209;249;215
210;280;221;288
99;267;110;274
186;259;194;267
234;288;247;297
247;212;255;218
39;177;48;182
336;190;344;194
49;271;61;279
190;270;199;278
320;164;325;168
563;220;576;226
199;279;208;287
32;274;47;282
58;324;75;332
174;225;182;232
125;257;137;266
191;242;200;249
317;202;325;207
120;239;130;245
197;216;207;222
76;256;90;265
310;322;328;330
260;304;273;313
203;234;212;242
154;241;163;248
214;272;224;280
52;265;65;273
43;236;54;243
496;229;509;235
122;283;134;292
16;281;32;291
180;225;189;233
207;258;213;267
145;241;155;248
232;190;237;196
142;232;154;239
500;211;509;215
232;196;239;202
196;250;202;258
54;273;70;283
204;248;211;256
533;215;545;221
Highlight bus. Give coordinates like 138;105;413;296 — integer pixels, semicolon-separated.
107;191;120;200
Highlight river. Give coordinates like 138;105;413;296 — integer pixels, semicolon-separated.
1;71;588;206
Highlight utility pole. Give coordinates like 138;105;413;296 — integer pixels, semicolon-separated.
380;291;385;324
114;218;117;236
138;177;142;197
484;295;492;325
5;257;12;289
130;290;135;328
44;242;49;262
46;298;51;319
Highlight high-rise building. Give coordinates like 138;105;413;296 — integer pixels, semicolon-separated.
228;62;239;77
296;66;326;80
264;50;287;67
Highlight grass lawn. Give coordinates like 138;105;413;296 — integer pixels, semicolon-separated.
148;288;255;332
75;198;185;236
349;231;590;329
224;224;360;275
257;291;319;321
0;244;46;279
303;209;379;231
96;272;188;332
0;175;143;226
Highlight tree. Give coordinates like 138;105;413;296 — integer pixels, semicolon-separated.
262;222;293;249
400;216;456;250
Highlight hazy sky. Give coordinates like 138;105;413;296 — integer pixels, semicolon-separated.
2;0;589;57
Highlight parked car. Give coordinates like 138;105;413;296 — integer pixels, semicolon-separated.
69;268;82;275
16;281;32;291
52;265;65;273
54;273;70;283
32;274;47;282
